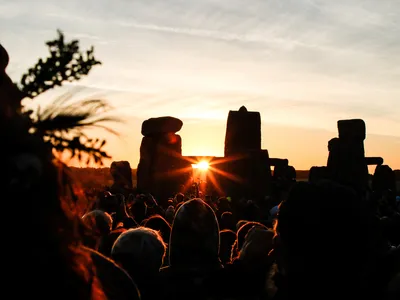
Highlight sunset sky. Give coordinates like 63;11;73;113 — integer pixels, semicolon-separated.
2;0;400;170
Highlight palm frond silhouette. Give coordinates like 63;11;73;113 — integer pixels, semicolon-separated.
18;30;116;166
31;96;120;165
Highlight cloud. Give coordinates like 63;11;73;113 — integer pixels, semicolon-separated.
2;0;400;140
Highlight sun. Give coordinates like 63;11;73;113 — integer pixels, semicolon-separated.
192;161;209;170
197;161;209;170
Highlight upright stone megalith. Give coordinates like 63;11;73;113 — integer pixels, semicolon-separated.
137;116;184;201
327;119;369;193
110;161;133;194
224;106;261;157
222;106;274;200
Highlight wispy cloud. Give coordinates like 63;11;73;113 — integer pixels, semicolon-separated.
2;0;400;138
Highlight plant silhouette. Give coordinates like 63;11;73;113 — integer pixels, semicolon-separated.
18;30;114;166
19;29;101;98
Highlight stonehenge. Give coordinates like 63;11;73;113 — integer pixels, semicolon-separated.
109;107;387;202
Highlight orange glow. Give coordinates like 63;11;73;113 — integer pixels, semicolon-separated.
192;161;209;170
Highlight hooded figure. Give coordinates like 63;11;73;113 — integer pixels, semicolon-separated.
168;198;220;268
160;198;222;300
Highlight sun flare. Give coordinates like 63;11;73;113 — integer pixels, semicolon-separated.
192;161;209;170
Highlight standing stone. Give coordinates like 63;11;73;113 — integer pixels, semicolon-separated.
327;119;369;193
141;117;183;136
137;117;185;203
220;106;278;201
249;150;273;198
338;119;366;141
224;106;261;157
110;161;133;194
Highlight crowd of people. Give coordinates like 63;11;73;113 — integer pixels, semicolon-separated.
78;178;399;300
2;42;400;300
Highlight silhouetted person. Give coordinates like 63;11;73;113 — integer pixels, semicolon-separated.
0;44;139;300
219;229;236;265
143;214;172;242
232;221;268;262
220;211;236;231
112;227;167;300
160;198;222;300
82;210;113;251
275;180;381;299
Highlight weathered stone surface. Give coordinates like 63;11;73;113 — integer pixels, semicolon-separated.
141;116;183;136
136;158;152;192
327;133;368;193
270;158;289;168
136;133;183;201
250;150;273;198
110;161;133;189
137;108;286;204
338;119;366;141
365;157;384;166
224;106;261;157
215;149;273;200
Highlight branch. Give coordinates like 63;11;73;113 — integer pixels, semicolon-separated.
19;30;101;98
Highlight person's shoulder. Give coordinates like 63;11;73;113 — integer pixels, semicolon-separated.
83;246;141;300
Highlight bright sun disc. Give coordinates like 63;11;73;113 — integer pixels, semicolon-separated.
196;161;209;170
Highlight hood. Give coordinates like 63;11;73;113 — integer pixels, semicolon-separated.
169;198;220;268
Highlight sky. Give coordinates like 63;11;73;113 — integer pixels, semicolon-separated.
2;0;400;170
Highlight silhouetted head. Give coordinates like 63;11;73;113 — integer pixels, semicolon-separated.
286;165;296;181
112;227;167;281
165;205;175;224
372;165;396;195
174;192;185;204
236;220;248;230
232;221;268;261
169;198;220;268
219;229;236;265
0;44;25;119
217;197;231;213
96;191;120;214
220;211;235;231
82;210;113;250
0;44;9;70
143;214;171;242
130;195;147;224
82;210;113;235
238;227;274;266
276;180;371;295
242;200;261;221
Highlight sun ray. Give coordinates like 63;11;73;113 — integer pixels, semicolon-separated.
206;171;224;196
181;177;196;195
209;153;247;166
154;166;193;179
208;165;243;183
192;160;209;170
